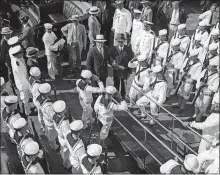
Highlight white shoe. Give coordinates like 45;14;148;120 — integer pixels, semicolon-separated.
141;113;147;118
192;114;197;119
149;119;156;125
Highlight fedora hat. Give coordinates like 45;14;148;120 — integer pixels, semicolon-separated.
116;33;126;41
26;47;39;58
94;35;107;42
89;6;100;14
140;0;150;4
68;15;79;21
1;27;13;35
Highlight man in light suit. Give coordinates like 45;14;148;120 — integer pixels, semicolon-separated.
140;0;153;22
18;15;35;49
61;15;83;78
88;6;101;48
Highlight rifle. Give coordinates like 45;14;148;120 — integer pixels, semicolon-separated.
30;119;51;174
189;84;207;105
101;146;109;174
52;85;57;101
162;43;171;74
171;42;191;96
202;34;213;71
147;34;156;67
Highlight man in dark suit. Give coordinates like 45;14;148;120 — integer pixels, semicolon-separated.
18;15;35;49
86;34;109;86
109;33;133;98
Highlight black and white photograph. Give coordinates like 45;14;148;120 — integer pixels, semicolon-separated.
0;0;219;174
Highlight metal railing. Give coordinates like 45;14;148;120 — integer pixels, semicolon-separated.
125;80;212;146
112;98;184;166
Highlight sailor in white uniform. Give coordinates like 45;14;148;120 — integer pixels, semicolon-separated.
171;24;190;53
128;54;151;109
176;49;202;113
131;9;142;53
64;120;86;173
190;34;204;63
94;86;128;145
190;92;219;153
112;0;132;46
76;70;105;129
195;21;209;46
193;58;219;122
80;144;102;174
9;45;31;115
0;77;14;112
21;140;45;174
37;83;58;150
152;29;169;67
52;100;71;169
136;65;167;125
135;20;154;58
203;28;219;54
42;23;58;80
29;67;44;130
165;38;184;97
160;154;199;174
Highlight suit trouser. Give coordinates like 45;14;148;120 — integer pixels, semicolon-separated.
114;76;126;98
68;43;81;75
19;89;31;115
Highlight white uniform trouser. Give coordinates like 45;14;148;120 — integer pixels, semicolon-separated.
19;89;31;115
136;91;160;116
114;32;127;46
79;99;93;125
58;135;71;168
47;55;58;80
129;81;143;103
44;123;57;150
198;135;215;154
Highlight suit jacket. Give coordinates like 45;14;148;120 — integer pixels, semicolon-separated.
140;6;153;22
167;7;187;24
88;15;101;40
18;24;35;49
0;38;10;64
61;23;87;49
108;45;133;79
86;46;109;79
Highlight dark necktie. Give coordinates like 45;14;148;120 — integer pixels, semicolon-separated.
16;61;20;66
209;12;213;25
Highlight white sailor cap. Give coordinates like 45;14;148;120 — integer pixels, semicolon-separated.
30;67;41;77
152;65;162;73
10;45;22;55
12;118;27;129
213;92;219;103
143;20;153;25
159;29;167;36
178;23;186;30
52;100;66;113
81;70;92;79
133;9;142;14
209;43;218;51
38;83;51;94
0;77;5;86
212;29;219;35
183;154;199;172
23;141;39;155
44;23;53;29
87;144;102;157
105;86;117;95
137;54;147;62
8;113;21;126
199;21;206;27
4;95;18;104
171;38;181;46
70;120;83;131
8;36;19;46
195;34;202;41
209;57;219;67
189;49;199;57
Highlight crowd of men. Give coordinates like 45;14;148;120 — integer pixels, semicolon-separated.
0;0;219;174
